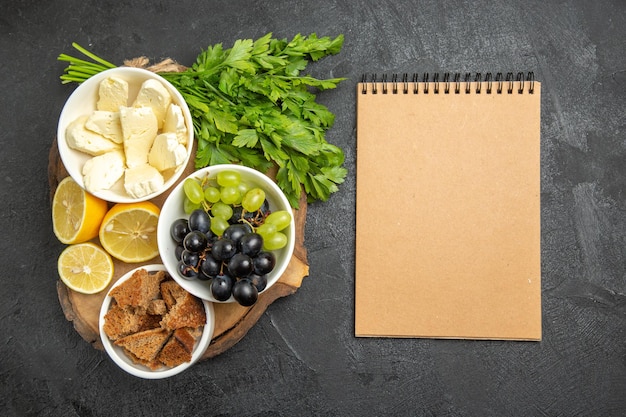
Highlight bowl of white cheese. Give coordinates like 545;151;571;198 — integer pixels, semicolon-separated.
57;67;194;203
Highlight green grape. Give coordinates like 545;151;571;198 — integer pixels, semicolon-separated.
183;178;204;204
241;188;266;212
210;216;229;236
263;232;287;250
233;190;244;205
204;186;221;203
216;170;241;187
256;223;277;239
220;186;240;205
211;202;233;220
264;210;291;231
183;197;201;214
237;181;251;199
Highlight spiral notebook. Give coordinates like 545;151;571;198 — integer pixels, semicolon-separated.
355;72;542;340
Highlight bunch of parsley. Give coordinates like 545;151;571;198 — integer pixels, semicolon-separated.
59;33;347;208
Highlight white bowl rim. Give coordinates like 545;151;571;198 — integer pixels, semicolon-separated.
98;264;214;379
157;164;296;303
57;67;194;203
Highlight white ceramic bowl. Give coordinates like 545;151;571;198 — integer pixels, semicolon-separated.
99;264;214;379
157;164;296;303
57;67;194;203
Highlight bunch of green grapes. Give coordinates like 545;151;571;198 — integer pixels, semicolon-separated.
181;169;291;251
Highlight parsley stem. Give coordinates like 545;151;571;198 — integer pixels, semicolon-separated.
202;80;236;107
58;54;104;68
69;42;117;68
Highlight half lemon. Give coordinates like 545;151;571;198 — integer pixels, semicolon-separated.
57;242;114;294
99;201;161;263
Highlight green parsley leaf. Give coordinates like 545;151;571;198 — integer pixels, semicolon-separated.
232;129;259;148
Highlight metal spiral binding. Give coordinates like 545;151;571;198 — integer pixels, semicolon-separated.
361;72;535;95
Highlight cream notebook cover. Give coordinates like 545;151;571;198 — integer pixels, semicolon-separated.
355;72;541;340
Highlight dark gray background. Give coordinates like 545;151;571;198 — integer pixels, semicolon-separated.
1;0;625;416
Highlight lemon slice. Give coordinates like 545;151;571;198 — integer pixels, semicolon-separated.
52;177;109;244
57;242;114;294
99;202;161;263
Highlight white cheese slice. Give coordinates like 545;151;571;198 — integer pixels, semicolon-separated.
82;150;125;193
124;164;164;198
162;103;188;145
85;111;123;144
132;79;172;129
97;76;129;112
148;133;187;172
66;115;122;156
120;106;158;168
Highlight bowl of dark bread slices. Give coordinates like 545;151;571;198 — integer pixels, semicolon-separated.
99;264;214;378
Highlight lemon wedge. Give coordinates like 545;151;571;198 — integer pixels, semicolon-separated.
52;176;108;244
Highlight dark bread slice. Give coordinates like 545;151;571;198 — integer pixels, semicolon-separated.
114;327;171;362
173;327;198;353
160;279;187;309
109;269;167;312
157;335;192;367
103;304;161;340
160;292;206;331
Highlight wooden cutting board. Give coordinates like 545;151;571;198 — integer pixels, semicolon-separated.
48;139;309;359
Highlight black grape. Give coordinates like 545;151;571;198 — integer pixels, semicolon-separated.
249;273;268;292
239;233;263;257
223;224;251;246
174;244;185;260
188;209;211;233
177;260;199;280
227;253;253;278
183;231;208;253
211;238;237;260
199;253;221;279
210;274;234;301
170;218;189;243
229;206;244;224
253;251;276;275
232;278;258;306
180;249;200;268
